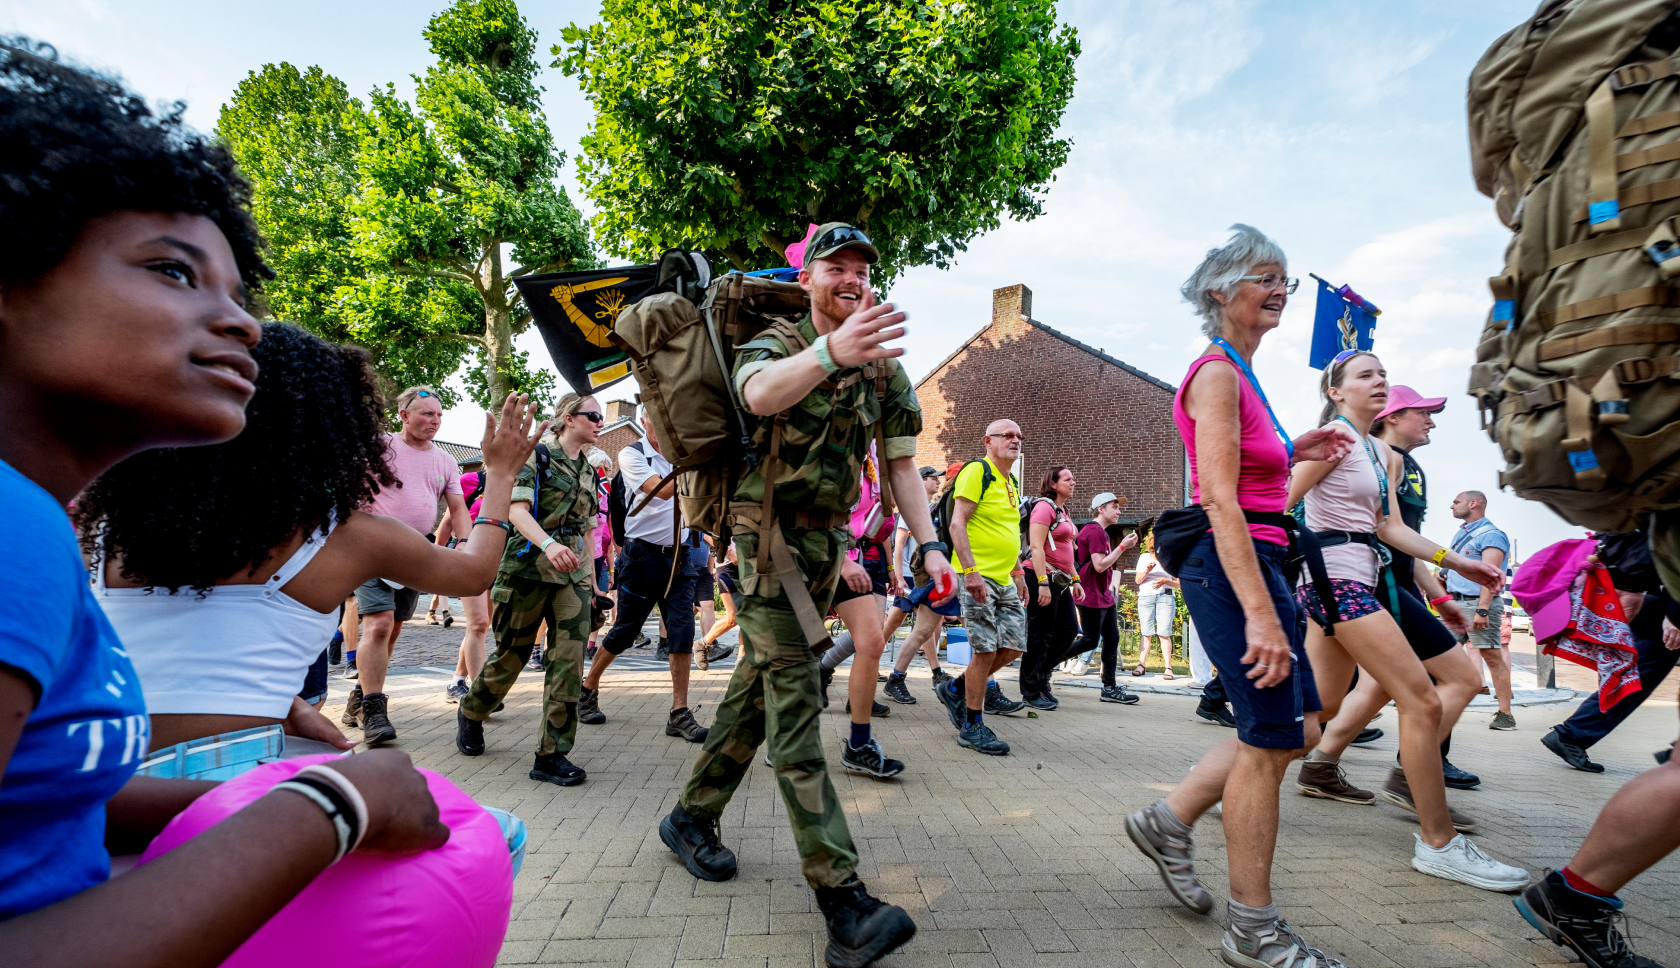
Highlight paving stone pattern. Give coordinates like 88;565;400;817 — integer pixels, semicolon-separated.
334;605;1680;968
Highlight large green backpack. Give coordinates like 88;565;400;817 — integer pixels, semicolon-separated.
1467;0;1680;533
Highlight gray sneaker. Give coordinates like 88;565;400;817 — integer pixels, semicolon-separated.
956;720;1010;755
1223;918;1347;968
444;679;468;704
1125;804;1213;915
1491;711;1517;731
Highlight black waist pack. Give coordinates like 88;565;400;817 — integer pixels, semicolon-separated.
1154;505;1342;634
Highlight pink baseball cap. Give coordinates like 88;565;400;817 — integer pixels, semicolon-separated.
1510;538;1596;643
1375;385;1447;423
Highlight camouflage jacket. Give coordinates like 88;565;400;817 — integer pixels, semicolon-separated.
730;315;922;517
498;445;597;585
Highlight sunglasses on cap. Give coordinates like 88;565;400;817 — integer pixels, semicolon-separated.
808;224;876;263
415;390;433;398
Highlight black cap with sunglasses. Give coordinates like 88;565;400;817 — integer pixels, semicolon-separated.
805;222;880;267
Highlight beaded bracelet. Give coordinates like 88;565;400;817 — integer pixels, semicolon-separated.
474;515;513;533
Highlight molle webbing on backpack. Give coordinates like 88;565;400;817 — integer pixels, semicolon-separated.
1575;175;1680;220
1536;318;1680;355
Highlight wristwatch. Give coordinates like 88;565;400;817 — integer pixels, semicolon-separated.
918;541;951;557
1475;608;1490;616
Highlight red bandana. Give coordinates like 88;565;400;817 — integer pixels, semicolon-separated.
1545;563;1640;711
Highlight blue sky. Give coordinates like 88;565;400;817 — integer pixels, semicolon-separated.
4;0;1576;555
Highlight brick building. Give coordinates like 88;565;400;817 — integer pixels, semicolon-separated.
595;399;643;472
913;284;1185;533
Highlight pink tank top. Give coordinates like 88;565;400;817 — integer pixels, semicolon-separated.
1173;354;1290;546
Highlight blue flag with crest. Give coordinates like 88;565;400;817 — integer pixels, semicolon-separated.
1309;276;1380;370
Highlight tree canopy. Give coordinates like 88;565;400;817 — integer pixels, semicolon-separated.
556;0;1080;283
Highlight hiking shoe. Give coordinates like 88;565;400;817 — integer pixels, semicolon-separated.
659;803;736;881
360;692;397;746
1443;759;1482;789
530;752;586;786
1222;918;1348;968
813;880;917;968
1491;711;1518;730
1101;684;1140;704
633;632;650;648
526;647;543;671
1544;728;1604;773
1381;766;1477;833
455;707;484;756
841;738;906;779
846;699;890;718
704;641;734;664
341;684;363;727
936;679;967;729
984;681;1023;714
1125;803;1214;915
883;675;916;705
1413;832;1529;892
1297;759;1376;804
957;720;1010;755
1194;700;1237;728
1515;870;1663;968
1352;727;1385;747
343;660;358;680
656;638;670;661
445;679;468;703
579;687;606;725
666;706;708;743
1023;695;1058;711
931;667;954;688
442;610;453;628
426;609;440;625
820;667;834;708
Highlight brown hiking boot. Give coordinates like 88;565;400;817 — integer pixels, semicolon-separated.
1380;766;1477;833
341;684;362;727
359;692;397;746
1296;759;1375;804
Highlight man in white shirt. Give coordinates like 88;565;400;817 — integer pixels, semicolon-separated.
578;407;709;742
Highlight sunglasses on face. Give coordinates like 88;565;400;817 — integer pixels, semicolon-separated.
571;410;605;424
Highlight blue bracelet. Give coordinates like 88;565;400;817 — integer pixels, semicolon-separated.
812;333;842;374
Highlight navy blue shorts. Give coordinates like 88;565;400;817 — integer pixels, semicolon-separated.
1178;533;1320;750
298;648;329;705
595;554;610;592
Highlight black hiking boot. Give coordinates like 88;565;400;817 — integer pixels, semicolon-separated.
360;692;396;746
1194;698;1236;728
984;681;1023;714
814;879;917;968
659;803;737;881
883;675;916;705
820;667;834;708
666;706;708;743
1515;870;1663;968
840;738;905;779
455;707;484;756
845;698;890;717
530;752;586;786
579;687;606;725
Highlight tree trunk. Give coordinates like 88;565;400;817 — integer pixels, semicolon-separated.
480;240;514;404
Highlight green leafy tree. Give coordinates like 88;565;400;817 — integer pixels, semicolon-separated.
353;0;595;407
556;0;1079;282
217;63;478;402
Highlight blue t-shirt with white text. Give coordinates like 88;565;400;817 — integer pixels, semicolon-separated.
0;459;148;919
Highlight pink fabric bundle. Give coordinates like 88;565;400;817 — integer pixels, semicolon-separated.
782;223;822;270
1512;539;1640;711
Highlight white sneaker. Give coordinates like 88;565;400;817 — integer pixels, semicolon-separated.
1411;833;1529;892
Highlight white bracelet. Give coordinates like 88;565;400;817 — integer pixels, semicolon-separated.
296;764;370;854
540;536;557;551
273;780;354;862
812;333;842;374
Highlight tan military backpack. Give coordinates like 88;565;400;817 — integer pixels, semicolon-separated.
1467;0;1680;532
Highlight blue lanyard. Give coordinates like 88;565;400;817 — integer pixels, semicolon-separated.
1210;337;1293;461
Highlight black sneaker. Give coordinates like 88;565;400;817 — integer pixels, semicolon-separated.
1443;758;1482;789
936;678;966;729
579;687;606;725
841;738;906;779
1101;684;1140;704
984;681;1023;714
341;684;363;727
455;707;484;756
360;692;397;746
656;638;670;660
659;803;737;881
957;720;1010;755
813;880;917;968
845;698;890;718
1352;727;1385;747
1194;700;1236;728
328;636;344;667
1515;870;1663;968
666;706;709;743
930;667;954;688
1023;695;1057;711
442;610;453;628
820;667;834;708
530;752;586;786
1544;728;1605;773
883;675;916;705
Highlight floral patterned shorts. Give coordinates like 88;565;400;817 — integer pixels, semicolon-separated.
1297;578;1383;627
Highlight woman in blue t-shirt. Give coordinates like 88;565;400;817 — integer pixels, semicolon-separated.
0;41;521;965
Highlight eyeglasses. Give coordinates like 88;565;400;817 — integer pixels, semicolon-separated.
987;432;1025;441
1239;273;1299;294
572;410;605;423
808;224;875;262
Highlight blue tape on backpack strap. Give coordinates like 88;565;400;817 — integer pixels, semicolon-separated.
1589;200;1620;225
1568;450;1600;472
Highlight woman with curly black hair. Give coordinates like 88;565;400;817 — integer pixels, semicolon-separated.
0;39;532;966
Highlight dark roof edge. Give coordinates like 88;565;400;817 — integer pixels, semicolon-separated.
1026;319;1177;392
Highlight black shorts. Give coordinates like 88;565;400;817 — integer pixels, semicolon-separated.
694;565;715;602
831;550;889;608
1397;585;1457;662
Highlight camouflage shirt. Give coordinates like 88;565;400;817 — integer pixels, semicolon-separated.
498;445;598;585
731;315;922;515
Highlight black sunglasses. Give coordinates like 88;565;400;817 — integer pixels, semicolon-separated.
808;225;874;263
572;410;605;423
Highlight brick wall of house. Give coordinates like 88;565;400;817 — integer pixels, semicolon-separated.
913;285;1185;570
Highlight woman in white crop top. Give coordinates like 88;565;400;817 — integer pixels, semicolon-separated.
76;323;547;751
1286;351;1523;891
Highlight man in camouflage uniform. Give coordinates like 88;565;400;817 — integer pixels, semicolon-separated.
455;396;601;787
658;223;956;968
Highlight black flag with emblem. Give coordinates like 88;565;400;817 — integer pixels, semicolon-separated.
516;264;658;396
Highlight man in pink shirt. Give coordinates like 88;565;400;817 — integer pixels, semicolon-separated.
342;385;470;745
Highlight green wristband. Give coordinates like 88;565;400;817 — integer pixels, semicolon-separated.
812;333;842;374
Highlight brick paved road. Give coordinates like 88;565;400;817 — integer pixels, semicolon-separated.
330;603;1679;968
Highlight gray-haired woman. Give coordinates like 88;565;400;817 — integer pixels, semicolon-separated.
1123;225;1356;968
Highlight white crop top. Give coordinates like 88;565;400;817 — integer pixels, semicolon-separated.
94;519;340;719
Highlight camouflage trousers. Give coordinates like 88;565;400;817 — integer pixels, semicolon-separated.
461;574;590;757
679;526;859;888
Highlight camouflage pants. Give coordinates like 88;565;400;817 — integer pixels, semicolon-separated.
679;526;859;888
461;574;589;757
